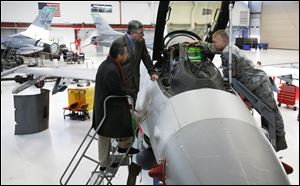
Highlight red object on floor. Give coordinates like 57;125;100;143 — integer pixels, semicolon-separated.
277;83;298;110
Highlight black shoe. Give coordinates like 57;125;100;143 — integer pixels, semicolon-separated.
276;135;288;152
117;147;140;154
99;162;119;171
99;166;106;171
111;162;119;168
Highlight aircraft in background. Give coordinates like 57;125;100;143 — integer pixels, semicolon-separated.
262;65;299;84
0;64;97;94
1;6;60;61
89;13;123;47
1;12;155;94
1;1;293;184
83;13;154;50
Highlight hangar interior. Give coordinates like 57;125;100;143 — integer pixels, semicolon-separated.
1;1;299;185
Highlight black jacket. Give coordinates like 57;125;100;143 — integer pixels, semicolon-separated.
92;56;133;138
112;34;157;99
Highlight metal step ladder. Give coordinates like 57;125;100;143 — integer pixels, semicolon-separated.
87;142;131;185
60;95;137;185
1;42;24;69
7;42;20;62
2;42;17;61
231;78;276;148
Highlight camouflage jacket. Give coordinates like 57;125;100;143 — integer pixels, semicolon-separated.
198;41;269;91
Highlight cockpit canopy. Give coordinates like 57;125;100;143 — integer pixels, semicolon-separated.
160;43;225;97
153;1;231;97
153;1;231;62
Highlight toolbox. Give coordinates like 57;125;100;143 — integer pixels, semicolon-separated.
277;83;297;111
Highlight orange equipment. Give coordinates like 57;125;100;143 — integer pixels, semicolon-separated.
63;85;95;120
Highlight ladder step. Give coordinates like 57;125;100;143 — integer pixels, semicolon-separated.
110;154;130;166
59;96;136;185
89;171;113;185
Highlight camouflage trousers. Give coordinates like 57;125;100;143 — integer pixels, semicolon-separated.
252;79;287;151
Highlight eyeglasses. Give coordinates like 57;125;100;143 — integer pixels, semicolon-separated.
135;31;144;35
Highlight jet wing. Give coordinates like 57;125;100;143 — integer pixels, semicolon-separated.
98;40;114;48
11;65;97;81
262;66;299;86
262;66;298;77
1;65;97;94
17;46;44;55
98;39;153;50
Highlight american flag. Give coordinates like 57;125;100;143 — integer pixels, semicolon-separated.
38;2;61;17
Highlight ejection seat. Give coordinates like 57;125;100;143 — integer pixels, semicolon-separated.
63;102;90;121
63;102;79;119
74;103;90;120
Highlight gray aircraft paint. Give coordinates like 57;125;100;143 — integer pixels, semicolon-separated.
1;6;59;55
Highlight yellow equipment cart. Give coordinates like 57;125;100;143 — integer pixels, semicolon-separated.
63;85;95;120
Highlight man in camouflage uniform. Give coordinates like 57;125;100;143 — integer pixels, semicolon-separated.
191;30;287;152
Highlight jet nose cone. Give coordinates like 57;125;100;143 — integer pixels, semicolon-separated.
162;119;290;185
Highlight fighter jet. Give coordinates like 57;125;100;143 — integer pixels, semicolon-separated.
1;6;59;58
85;13;153;50
88;13;123;47
133;1;291;184
1;2;293;184
1;11;156;94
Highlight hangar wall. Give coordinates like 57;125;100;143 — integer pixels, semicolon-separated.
2;1;299;50
248;1;262;40
1;1;158;52
1;1;159;25
260;1;299;50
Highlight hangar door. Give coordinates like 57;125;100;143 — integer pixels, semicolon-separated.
260;1;299;49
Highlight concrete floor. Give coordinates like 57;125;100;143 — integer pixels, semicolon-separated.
1;49;299;185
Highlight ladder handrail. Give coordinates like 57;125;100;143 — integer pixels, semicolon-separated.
231;78;276;148
59;95;135;185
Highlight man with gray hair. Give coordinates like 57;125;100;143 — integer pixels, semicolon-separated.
111;20;158;185
190;29;287;152
112;20;158;103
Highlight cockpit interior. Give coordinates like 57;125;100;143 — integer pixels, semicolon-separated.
152;1;231;97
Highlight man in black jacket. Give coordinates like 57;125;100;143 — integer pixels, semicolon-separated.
110;20;158;185
92;42;139;171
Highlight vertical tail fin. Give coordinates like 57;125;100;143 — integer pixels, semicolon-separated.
91;13;115;35
21;6;57;40
32;6;57;30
